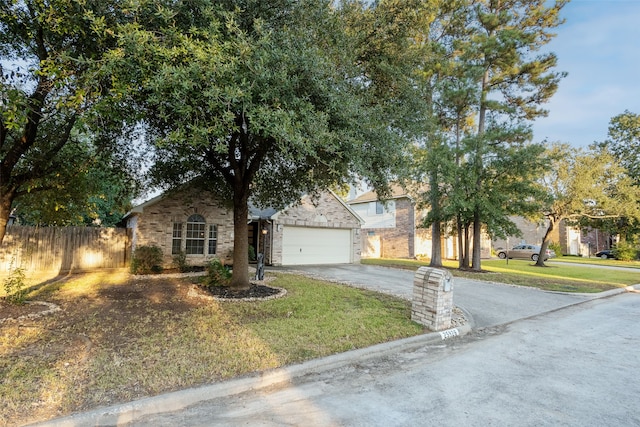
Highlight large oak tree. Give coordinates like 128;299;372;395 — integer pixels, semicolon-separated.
0;0;137;240
108;0;414;289
536;143;640;265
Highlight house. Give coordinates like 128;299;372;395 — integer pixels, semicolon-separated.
347;186;474;259
347;185;495;260
124;186;363;267
492;216;551;254
492;216;586;256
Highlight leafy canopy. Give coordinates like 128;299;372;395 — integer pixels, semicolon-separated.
0;0;140;232
107;0;410;205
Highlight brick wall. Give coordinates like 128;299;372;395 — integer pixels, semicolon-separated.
130;190;361;267
363;197;414;258
129;188;235;267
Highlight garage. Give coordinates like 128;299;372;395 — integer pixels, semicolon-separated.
282;226;352;265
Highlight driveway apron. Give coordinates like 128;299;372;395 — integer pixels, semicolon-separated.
268;264;597;328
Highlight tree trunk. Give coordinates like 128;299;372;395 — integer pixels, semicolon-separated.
456;218;464;269
471;68;490;272
230;192;251;290
430;221;442;267
463;222;470;269
0;187;16;246
429;166;442;267
471;208;482;271
535;215;557;267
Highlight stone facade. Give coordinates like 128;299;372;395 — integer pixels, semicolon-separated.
126;187;235;267
268;192;363;265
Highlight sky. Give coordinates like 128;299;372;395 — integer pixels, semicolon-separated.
531;0;640;147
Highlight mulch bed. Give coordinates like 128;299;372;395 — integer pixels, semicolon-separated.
200;283;283;299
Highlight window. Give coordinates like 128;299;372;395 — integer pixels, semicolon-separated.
172;223;183;254
208;224;218;255
185;214;206;255
375;201;384;215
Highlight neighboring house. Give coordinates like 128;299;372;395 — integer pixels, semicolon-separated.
492;216;585;256
581;227;616;256
492;216;551;254
124;186;362;267
347;186;491;260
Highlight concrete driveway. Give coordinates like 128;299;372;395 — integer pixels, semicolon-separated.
268;264;601;328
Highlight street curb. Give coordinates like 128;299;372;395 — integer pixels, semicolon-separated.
471;283;640;332
585;283;640;297
29;323;472;427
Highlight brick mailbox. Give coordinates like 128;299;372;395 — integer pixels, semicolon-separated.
411;266;454;331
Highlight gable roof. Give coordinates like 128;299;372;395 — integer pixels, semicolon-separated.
123;193;164;219
248;202;278;220
347;184;412;204
124;188;362;224
270;190;364;224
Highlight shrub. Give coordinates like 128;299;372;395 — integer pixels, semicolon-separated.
131;245;164;274
248;244;256;262
3;264;27;305
202;258;231;287
613;241;639;261
172;251;190;273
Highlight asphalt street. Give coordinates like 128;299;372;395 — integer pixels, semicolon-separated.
126;292;640;427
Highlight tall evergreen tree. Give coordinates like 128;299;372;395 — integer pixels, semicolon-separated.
409;0;471;267
410;0;562;270
460;0;567;270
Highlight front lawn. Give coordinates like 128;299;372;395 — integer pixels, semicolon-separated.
0;271;423;426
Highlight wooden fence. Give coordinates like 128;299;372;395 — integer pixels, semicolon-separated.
0;226;131;274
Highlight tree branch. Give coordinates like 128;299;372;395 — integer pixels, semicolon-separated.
2;74;50;172
567;213;620;220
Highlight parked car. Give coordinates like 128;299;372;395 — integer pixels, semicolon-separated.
595;249;616;259
497;244;556;262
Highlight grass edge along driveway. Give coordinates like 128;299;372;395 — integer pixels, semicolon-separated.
362;258;639;293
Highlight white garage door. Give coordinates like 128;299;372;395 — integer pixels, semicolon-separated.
282;227;352;265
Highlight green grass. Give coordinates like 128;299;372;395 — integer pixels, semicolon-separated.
547;255;640;269
0;272;423;426
225;274;419;362
362;257;640;293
